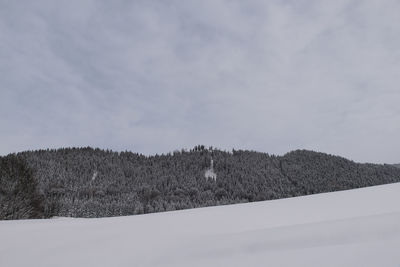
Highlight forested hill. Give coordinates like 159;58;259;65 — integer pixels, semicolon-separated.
1;147;400;220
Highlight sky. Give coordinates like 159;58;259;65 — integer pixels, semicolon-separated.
1;0;399;163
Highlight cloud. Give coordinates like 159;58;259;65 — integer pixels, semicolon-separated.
0;0;400;163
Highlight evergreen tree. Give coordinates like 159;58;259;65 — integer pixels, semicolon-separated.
0;155;44;220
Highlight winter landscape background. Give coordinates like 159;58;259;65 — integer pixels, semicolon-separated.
1;0;400;265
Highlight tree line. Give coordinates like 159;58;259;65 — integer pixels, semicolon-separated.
1;146;400;220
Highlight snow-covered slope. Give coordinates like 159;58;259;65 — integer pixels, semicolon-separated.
1;183;400;267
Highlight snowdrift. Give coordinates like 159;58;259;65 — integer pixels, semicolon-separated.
1;183;400;266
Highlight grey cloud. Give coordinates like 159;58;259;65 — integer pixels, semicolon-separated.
1;0;399;163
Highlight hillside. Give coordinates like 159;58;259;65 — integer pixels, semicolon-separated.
1;147;400;219
1;182;400;267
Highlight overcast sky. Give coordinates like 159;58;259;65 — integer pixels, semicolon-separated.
1;0;399;163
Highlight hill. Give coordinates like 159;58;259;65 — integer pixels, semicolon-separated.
1;147;400;219
1;182;400;266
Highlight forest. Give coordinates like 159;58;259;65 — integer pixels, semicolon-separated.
1;146;400;220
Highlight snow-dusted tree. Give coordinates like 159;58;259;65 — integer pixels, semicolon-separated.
0;155;43;220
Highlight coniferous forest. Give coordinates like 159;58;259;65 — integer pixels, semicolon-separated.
1;146;400;220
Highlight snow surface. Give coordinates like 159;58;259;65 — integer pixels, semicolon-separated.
1;183;400;267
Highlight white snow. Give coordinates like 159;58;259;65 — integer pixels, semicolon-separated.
204;169;217;180
204;158;217;180
91;171;98;181
1;183;400;267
